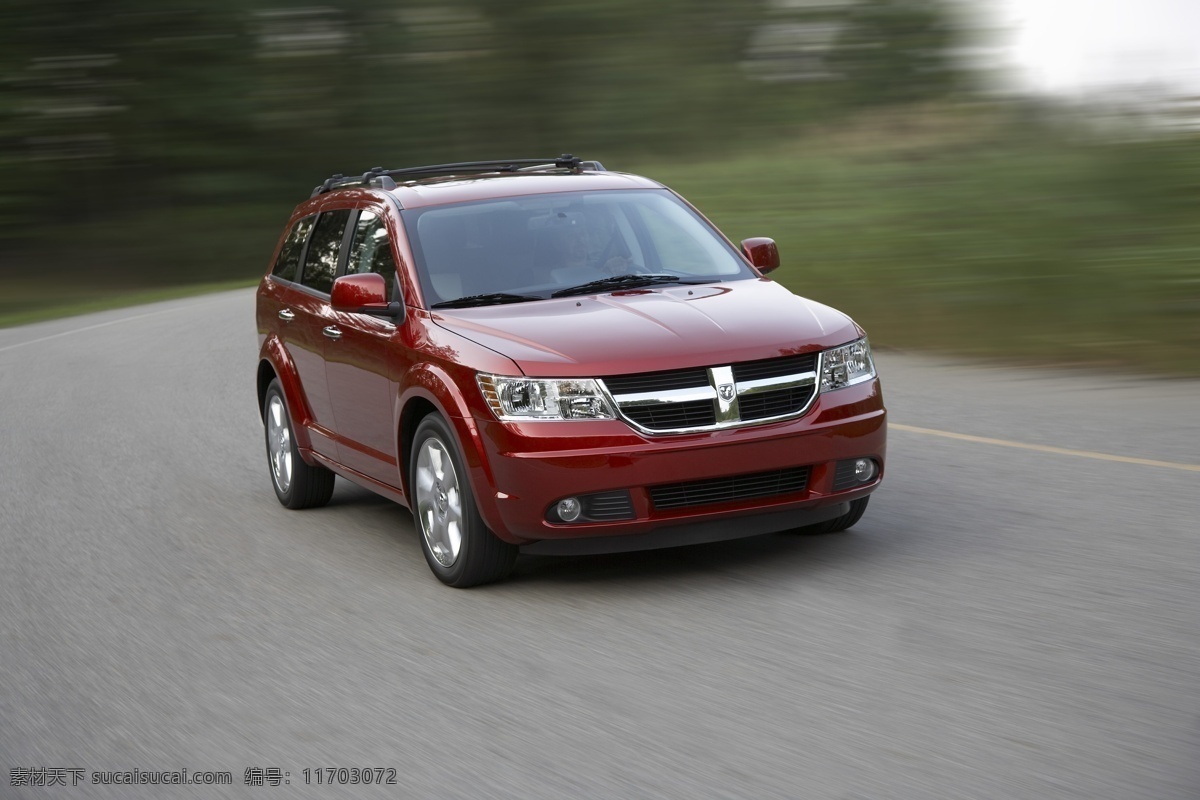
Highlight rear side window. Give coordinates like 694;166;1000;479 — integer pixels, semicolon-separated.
346;210;398;300
300;209;352;295
271;215;315;282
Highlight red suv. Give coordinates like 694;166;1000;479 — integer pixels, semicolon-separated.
256;156;885;587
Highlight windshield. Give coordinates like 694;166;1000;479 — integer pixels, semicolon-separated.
401;189;755;308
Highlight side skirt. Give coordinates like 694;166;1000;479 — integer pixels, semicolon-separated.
306;449;409;508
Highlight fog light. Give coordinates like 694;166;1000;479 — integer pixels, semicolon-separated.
556;497;582;522
854;459;877;482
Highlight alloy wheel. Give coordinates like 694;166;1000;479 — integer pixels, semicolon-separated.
414;436;463;567
266;395;292;493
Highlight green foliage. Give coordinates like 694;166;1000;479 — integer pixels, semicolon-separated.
830;0;960;106
0;0;966;236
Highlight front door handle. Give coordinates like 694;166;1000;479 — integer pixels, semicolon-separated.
278;309;295;322
322;326;343;340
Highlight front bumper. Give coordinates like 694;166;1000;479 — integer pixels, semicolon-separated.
465;378;886;547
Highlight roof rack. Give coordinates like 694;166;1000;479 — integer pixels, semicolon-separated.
310;154;606;197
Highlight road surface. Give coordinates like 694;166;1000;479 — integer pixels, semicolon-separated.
2;289;1197;799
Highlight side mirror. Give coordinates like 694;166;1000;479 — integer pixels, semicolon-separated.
331;273;404;322
741;237;780;275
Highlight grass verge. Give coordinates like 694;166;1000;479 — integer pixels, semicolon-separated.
0;279;257;329
634;106;1200;375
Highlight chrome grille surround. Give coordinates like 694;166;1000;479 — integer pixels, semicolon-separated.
599;353;821;435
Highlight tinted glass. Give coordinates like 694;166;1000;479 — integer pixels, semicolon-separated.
346;210;398;300
300;209;351;295
271;215;314;282
402;189;752;306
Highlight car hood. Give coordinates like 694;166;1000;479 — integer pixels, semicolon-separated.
431;278;862;377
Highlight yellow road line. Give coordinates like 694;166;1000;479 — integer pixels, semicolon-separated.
890;423;1200;473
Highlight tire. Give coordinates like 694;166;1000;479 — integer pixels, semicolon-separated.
263;379;335;510
794;496;870;536
410;414;518;588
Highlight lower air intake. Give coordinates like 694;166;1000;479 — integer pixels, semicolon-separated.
649;466;810;510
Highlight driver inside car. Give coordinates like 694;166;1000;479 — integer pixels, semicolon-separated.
548;221;632;285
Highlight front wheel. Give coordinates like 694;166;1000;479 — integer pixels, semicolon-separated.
410;414;517;588
794;497;870;536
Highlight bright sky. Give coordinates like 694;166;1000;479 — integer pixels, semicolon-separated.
986;0;1200;97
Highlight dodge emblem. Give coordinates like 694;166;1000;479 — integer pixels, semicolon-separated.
718;383;735;401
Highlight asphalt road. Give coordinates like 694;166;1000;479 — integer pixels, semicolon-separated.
2;289;1198;800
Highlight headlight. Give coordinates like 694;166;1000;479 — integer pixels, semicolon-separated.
820;337;875;391
477;374;616;421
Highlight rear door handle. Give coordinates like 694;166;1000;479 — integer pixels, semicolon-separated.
322;326;342;340
278;309;295;322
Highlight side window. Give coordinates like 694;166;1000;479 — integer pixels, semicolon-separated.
346;210;398;300
271;215;315;282
300;209;352;295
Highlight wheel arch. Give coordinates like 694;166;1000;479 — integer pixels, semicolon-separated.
257;360;278;422
395;364;509;538
257;337;315;454
398;395;439;500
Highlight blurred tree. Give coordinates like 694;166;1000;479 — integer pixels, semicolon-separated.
0;0;124;226
464;0;763;156
0;0;968;280
828;0;959;106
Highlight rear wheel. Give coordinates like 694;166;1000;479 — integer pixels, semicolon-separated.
264;379;335;509
410;414;517;588
795;497;870;536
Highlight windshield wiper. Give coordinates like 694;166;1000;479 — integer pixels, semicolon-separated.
431;292;543;309
550;274;708;298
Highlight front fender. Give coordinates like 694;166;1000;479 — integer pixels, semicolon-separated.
258;335;316;457
397;361;517;542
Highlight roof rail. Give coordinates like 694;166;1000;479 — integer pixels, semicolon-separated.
310;154;603;197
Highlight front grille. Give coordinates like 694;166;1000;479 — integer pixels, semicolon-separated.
622;400;717;429
604;353;819;433
603;368;708;395
650;466;810;510
732;352;818;382
738;385;816;422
